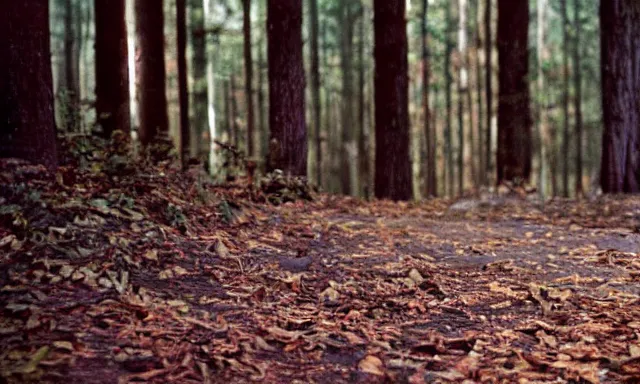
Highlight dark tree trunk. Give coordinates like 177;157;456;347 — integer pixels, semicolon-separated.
242;0;255;157
599;0;640;193
64;0;80;132
422;0;436;197
0;1;58;169
95;0;130;139
135;0;169;147
190;0;207;160
496;0;531;184
339;1;355;195
573;0;583;195
258;33;267;160
267;0;307;176
177;0;189;166
445;0;454;196
310;0;322;186
561;0;570;197
373;0;412;201
484;0;492;184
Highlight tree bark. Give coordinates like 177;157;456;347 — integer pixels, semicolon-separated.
496;0;531;184
0;1;58;169
64;0;80;132
445;0;454;196
484;0;492;184
230;73;239;148
339;1;356;195
422;0;436;197
599;0;640;193
309;0;322;186
135;0;169;147
94;0;130;139
190;0;207;160
373;0;412;201
242;0;255;157
536;0;552;197
573;0;584;195
457;0;467;195
357;4;369;198
177;0;189;166
561;0;570;197
267;0;307;176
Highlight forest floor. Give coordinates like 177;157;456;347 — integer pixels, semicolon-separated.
1;149;640;383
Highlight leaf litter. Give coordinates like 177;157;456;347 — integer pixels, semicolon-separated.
0;156;639;383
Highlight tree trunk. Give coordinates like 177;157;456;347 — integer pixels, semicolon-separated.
339;1;355;195
373;0;412;201
94;0;130;139
357;4;370;198
536;0;552;198
422;0;436;197
561;0;570;197
309;0;322;186
64;0;80;132
204;0;219;173
230;73;239;148
573;0;584;195
267;0;307;176
190;0;207;160
0;1;58;169
242;0;255;157
445;0;454;196
177;0;189;166
472;0;483;188
135;0;169;147
457;0;467;195
484;0;492;184
496;0;531;184
257;24;267;162
599;0;640;193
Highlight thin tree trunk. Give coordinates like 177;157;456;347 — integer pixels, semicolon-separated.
204;0;219;173
472;0;483;188
573;0;584;196
190;0;207;160
64;0;80;132
484;0;492;185
422;0;436;197
257;27;267;161
135;0;169;147
0;1;58;169
457;0;468;195
373;0;412;201
242;0;255;157
537;0;551;198
339;1;355;195
445;0;454;196
94;0;130;139
177;0;189;167
496;0;531;184
599;0;640;193
561;0;570;197
267;0;308;176
357;4;369;198
309;0;322;186
322;21;333;189
230;73;239;148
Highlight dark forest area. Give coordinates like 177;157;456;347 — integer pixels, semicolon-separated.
0;0;639;383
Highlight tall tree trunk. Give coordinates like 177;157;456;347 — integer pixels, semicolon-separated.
445;0;454;196
496;0;531;184
471;0;482;188
242;0;255;157
537;0;552;198
64;0;80;132
422;0;436;197
94;0;130;139
373;0;412;201
599;0;640;193
257;24;267;162
339;1;355;195
323;21;334;189
357;4;369;198
267;0;307;176
135;0;169;147
0;1;58;169
573;0;584;195
309;0;322;186
177;0;189;166
457;0;467;195
484;0;492;184
561;0;570;197
190;0;207;160
204;0;219;173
